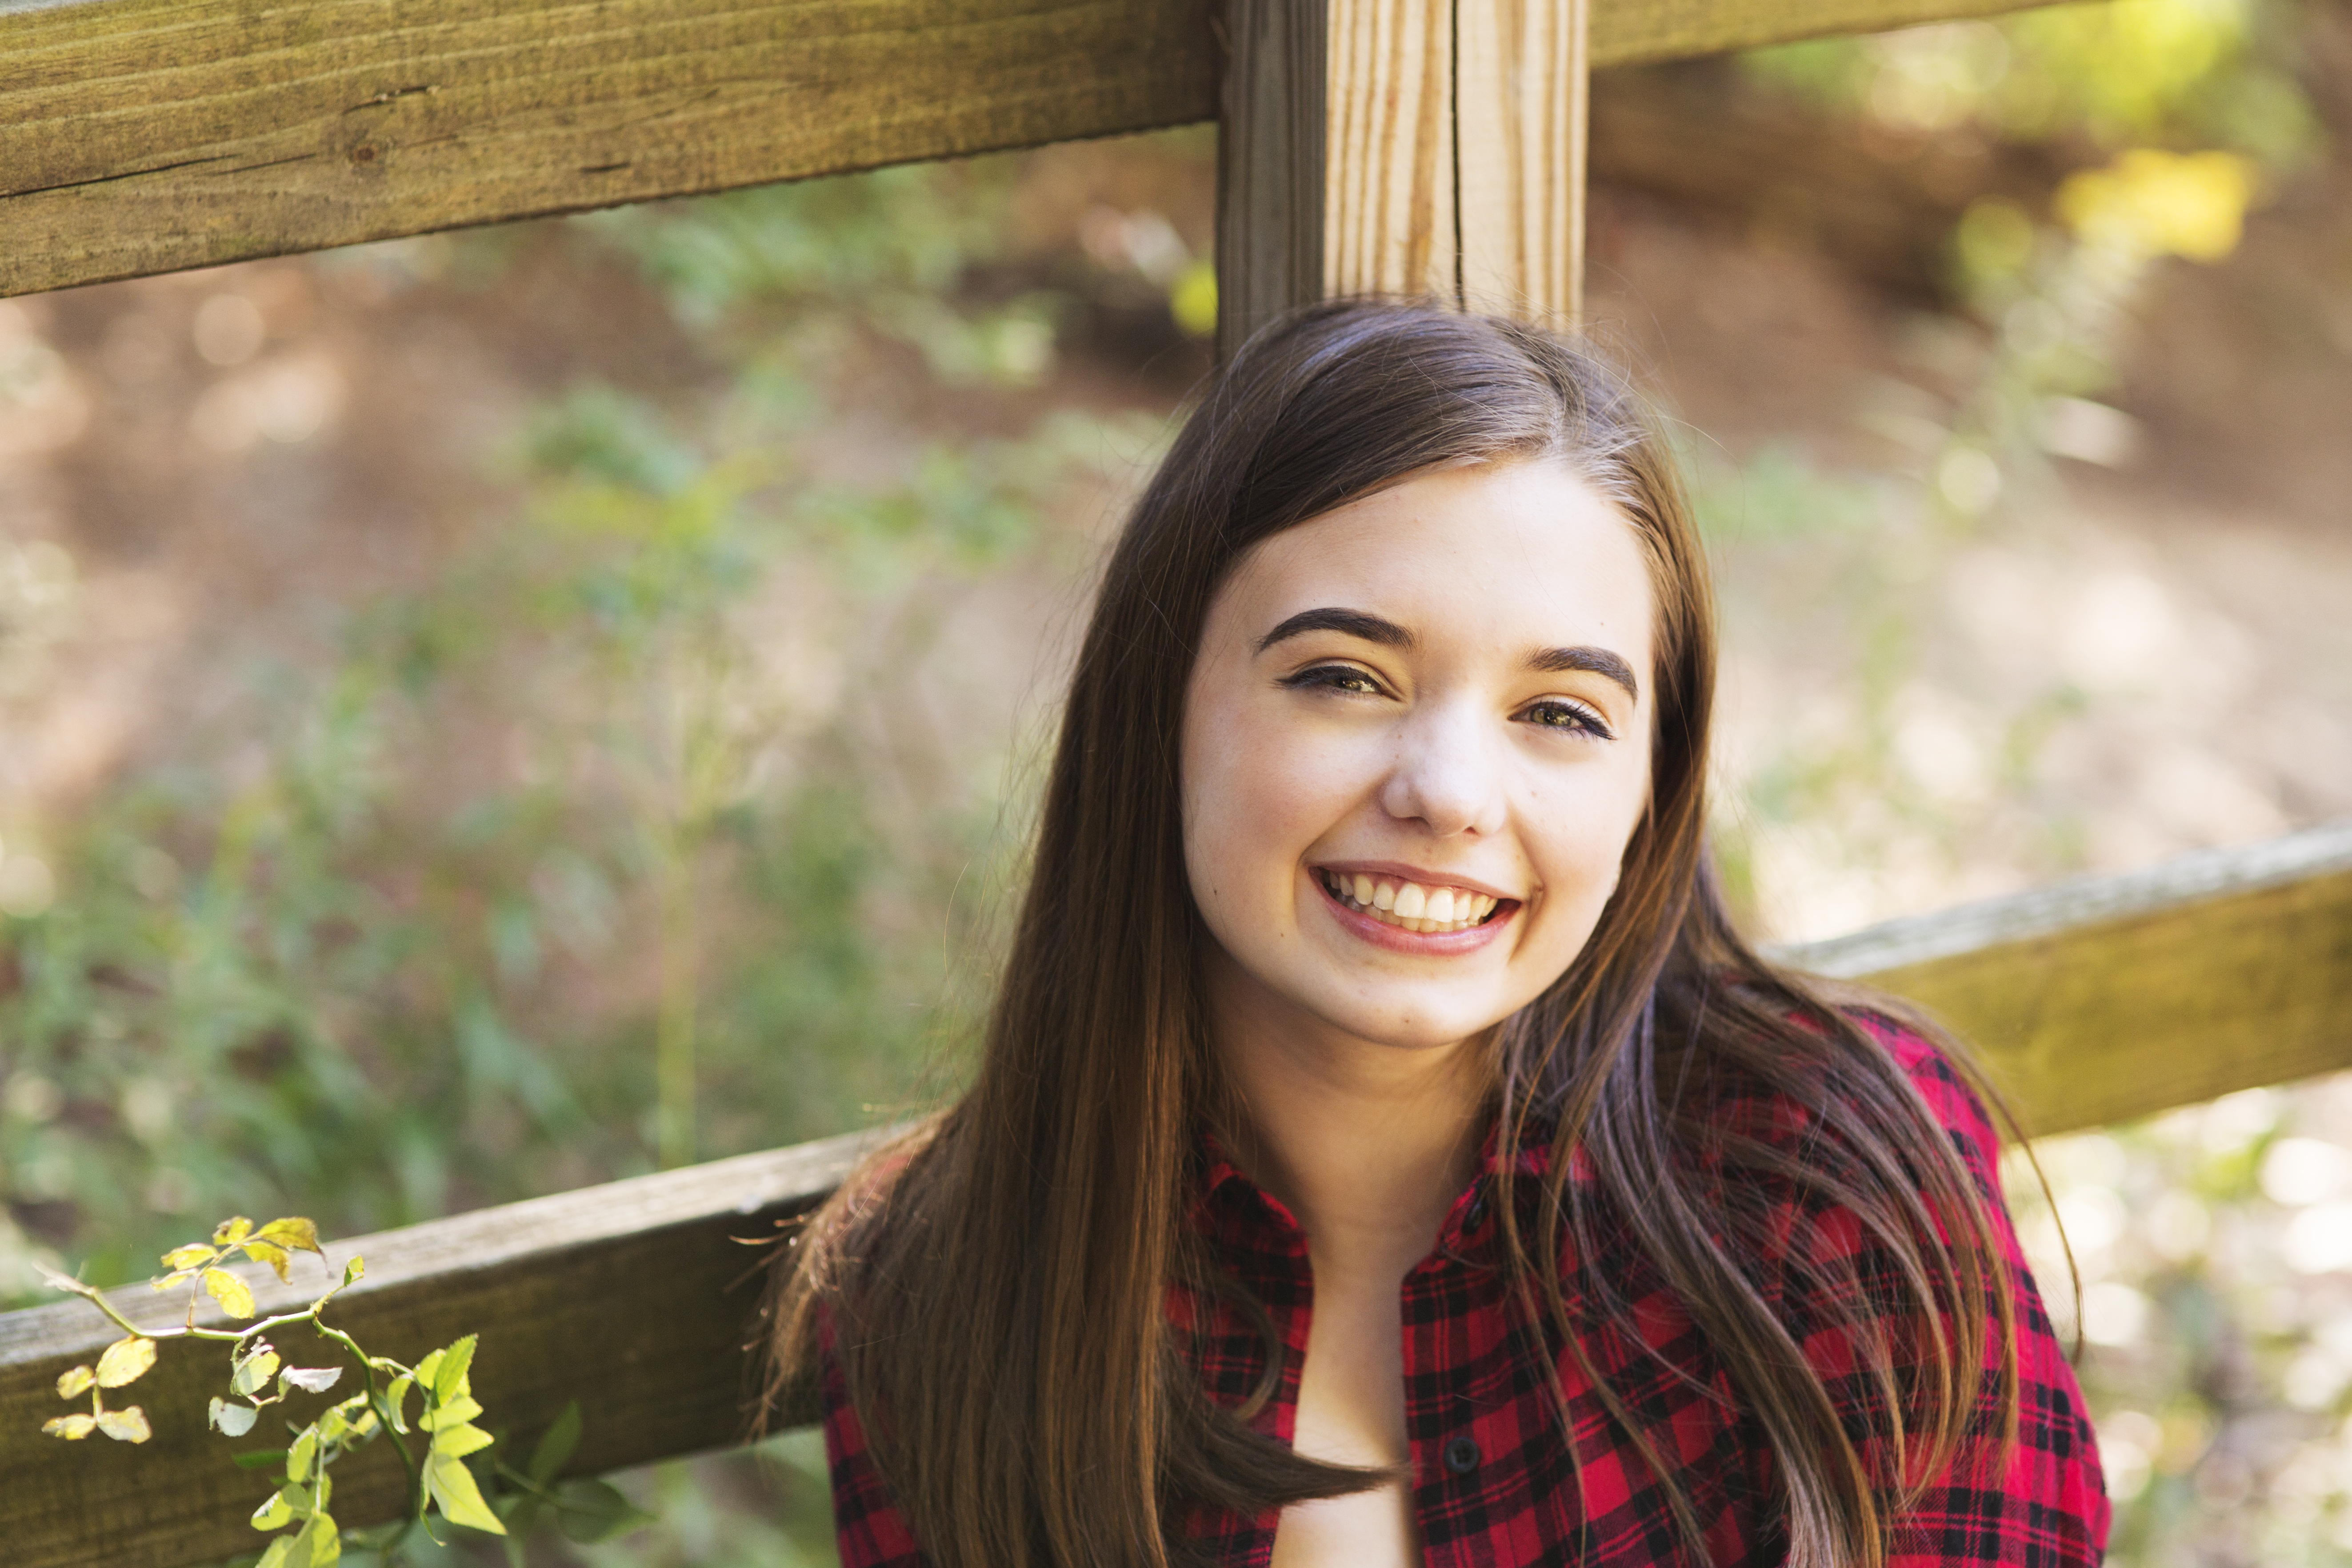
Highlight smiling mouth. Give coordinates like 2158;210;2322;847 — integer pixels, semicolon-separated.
1313;868;1510;935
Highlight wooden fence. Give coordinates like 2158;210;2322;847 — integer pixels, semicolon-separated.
6;0;2348;1562
7;821;2348;1567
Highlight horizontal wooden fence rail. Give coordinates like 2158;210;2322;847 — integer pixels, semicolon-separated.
6;818;2348;1566
0;0;2064;300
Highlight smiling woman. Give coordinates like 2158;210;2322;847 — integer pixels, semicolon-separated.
762;300;2110;1568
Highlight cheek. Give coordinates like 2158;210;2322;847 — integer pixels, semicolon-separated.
1181;695;1367;911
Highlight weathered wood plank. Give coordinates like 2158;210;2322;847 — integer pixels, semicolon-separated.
1215;0;1325;361
0;0;1223;299
0;1130;877;1568
1324;0;1457;300
4;0;2059;302
4;828;2349;1564
1776;820;2352;1136
1456;0;1588;327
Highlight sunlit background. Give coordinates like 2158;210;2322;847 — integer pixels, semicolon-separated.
3;0;2349;1562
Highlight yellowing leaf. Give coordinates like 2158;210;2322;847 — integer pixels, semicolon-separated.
97;1406;152;1443
243;1241;292;1283
163;1244;216;1271
256;1218;324;1257
44;1412;98;1439
204;1268;256;1319
55;1365;95;1399
96;1336;158;1388
153;1270;197;1291
427;1452;508;1535
234;1348;283;1397
213;1216;255;1246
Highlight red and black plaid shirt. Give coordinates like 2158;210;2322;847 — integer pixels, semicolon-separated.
820;1023;2110;1565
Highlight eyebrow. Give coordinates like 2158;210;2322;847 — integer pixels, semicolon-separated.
1254;607;1414;653
1528;644;1640;701
1256;605;1641;702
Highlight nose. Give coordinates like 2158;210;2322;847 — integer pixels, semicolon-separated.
1378;698;1507;838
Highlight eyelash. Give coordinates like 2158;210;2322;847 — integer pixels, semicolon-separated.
1280;664;1616;740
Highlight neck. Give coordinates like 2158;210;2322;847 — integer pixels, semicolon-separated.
1207;953;1489;1270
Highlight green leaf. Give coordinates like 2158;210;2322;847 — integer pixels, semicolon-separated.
419;1396;482;1432
426;1452;508;1536
55;1365;95;1399
234;1349;283;1398
255;1535;299;1568
287;1427;319;1484
554;1478;656;1544
341;1256;364;1287
412;1350;444;1390
528;1400;582;1486
299;1511;340;1568
432;1335;477;1404
430;1422;493;1459
211;1397;260;1436
96;1406;152;1443
252;1491;295;1532
382;1375;413;1434
233;1447;290;1470
96;1336;158;1388
204;1268;257;1320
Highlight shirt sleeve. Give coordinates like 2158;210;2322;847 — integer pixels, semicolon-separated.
1799;1020;2113;1567
817;1304;931;1568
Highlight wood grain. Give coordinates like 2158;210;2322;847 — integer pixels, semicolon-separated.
1215;0;1326;360
1323;0;1456;301
1775;820;2352;1136
0;1130;878;1568
1456;0;1587;327
4;0;2060;301
0;0;1221;299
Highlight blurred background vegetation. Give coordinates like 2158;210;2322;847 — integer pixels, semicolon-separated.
3;1;2351;1563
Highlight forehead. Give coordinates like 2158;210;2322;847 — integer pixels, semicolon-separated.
1216;460;1655;669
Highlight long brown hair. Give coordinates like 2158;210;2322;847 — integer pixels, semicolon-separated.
765;299;2018;1568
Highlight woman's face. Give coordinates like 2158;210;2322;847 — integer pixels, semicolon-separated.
1180;457;1657;1056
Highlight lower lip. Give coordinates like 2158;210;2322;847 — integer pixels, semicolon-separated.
1311;874;1516;956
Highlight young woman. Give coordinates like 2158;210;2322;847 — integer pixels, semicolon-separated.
766;300;2109;1568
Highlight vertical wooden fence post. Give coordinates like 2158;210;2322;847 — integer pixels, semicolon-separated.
1216;0;1589;358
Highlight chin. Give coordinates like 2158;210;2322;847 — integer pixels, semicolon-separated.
1314;996;1508;1053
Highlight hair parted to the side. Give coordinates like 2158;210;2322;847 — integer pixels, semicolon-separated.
763;298;2020;1568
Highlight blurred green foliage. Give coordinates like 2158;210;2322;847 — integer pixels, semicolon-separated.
1748;0;2324;167
0;161;1158;1324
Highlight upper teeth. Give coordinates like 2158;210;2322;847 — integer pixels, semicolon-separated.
1320;870;1499;933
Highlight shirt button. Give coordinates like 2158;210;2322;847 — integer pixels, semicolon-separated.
1443;1436;1481;1476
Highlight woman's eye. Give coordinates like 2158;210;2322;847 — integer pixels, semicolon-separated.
1520;698;1612;739
1282;664;1384;696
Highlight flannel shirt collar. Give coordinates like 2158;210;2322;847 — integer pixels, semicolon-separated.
1189;1113;1560;1262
